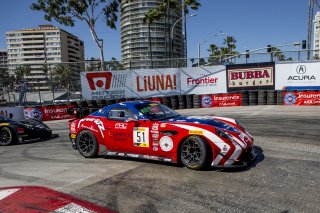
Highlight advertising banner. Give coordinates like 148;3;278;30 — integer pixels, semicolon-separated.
80;71;132;100
24;104;76;121
201;93;242;108
131;69;180;98
0;107;25;121
226;62;275;92
180;66;227;95
283;91;320;106
275;62;320;90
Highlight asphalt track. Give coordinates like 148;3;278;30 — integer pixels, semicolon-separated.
0;105;320;213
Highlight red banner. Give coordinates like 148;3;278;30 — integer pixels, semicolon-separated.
283;91;320;105
24;104;76;121
201;93;242;108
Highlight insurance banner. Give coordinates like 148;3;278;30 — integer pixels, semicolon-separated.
201;93;242;108
131;68;180;98
226;62;275;92
80;71;133;100
24;104;76;121
275;62;320;90
283;91;320;105
180;66;227;95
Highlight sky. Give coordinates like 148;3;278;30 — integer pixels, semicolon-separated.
0;0;310;61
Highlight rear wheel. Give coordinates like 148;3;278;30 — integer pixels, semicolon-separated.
0;127;13;146
76;130;98;158
180;136;211;170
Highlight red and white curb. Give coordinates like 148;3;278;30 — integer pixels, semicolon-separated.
0;186;114;213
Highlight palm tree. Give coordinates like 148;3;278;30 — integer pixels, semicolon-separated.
183;0;201;59
270;47;286;61
52;65;73;101
143;8;161;68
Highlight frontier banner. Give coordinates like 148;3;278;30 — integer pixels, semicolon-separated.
226;62;275;92
283;91;320;106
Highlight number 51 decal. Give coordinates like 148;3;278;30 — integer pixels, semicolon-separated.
133;127;149;147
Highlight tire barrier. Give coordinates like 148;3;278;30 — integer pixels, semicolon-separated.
78;101;89;116
97;100;107;107
193;95;201;108
258;90;267;105
161;96;171;108
276;90;283;105
178;95;187;110
170;95;179;110
267;90;276;105
241;91;249;106
186;94;194;109
248;91;258;105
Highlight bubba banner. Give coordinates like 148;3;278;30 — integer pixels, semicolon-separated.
226;62;275;92
24;104;76;121
283;91;320;106
201;93;242;108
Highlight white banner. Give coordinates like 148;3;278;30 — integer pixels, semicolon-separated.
131;68;180;98
0;107;25;121
275;62;320;90
80;71;133;100
180;66;227;95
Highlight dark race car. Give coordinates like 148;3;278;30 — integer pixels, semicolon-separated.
0;115;54;146
69;101;257;170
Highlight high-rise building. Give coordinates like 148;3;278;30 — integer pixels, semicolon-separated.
313;11;320;58
6;25;84;90
120;0;184;69
0;49;7;69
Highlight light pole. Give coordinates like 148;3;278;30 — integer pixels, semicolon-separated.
198;32;227;66
170;14;196;65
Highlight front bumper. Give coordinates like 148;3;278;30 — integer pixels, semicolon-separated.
212;147;257;168
69;133;77;150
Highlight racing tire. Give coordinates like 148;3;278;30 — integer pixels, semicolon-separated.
76;130;98;158
180;136;211;170
0;127;14;146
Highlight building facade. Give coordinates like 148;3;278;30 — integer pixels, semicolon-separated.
120;0;184;69
314;11;320;58
6;25;84;90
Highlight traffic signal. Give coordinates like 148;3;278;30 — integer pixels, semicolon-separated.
267;45;272;52
246;50;249;58
302;40;306;49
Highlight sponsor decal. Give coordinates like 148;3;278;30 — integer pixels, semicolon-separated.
160;123;167;128
86;72;112;90
227;63;275;91
118;153;125;156
152;133;159;139
189;130;204;135
159;136;174;152
106;151;117;156
70;121;76;133
133;127;149;147
70;134;76;139
136;74;177;92
164;158;172;162
115;123;128;129
153;146;158;151
283;91;320;105
78;118;105;137
127;154;139;158
0;123;9;126
201;95;213;108
152;123;159;131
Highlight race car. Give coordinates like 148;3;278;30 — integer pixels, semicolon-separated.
0;115;53;146
69;101;256;170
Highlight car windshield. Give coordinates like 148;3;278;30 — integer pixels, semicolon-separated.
135;103;180;121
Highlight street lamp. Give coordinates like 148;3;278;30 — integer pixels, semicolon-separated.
170;14;196;62
198;32;227;66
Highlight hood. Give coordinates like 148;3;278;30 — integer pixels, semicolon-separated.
163;115;240;132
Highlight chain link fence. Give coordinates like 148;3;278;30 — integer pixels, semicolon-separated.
0;49;318;106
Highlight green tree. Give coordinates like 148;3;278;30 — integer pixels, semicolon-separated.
52;65;73;90
15;65;32;82
207;36;239;65
270;47;286;61
183;0;201;58
143;8;161;68
106;57;123;70
31;0;123;68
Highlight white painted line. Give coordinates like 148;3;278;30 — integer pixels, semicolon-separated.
53;203;95;213
0;188;20;200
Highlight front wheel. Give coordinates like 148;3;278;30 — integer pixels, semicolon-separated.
76;130;98;158
0;127;13;146
180;136;211;170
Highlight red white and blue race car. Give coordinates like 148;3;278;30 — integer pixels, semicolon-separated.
69;101;256;170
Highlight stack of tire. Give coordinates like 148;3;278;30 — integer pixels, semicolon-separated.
267;90;277;105
88;100;99;114
258;90;267;105
77;100;89;116
186;95;193;109
178;95;187;109
193;95;202;108
248;91;258;105
170;95;179;110
276;90;283;105
241;91;249;106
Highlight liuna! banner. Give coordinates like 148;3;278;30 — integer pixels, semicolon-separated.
201;93;242;108
283;91;320;106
